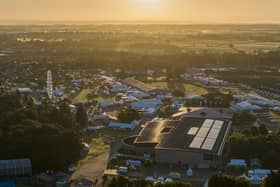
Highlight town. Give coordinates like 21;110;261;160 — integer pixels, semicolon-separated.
1;49;280;187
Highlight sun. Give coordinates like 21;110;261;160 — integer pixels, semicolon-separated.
133;0;163;8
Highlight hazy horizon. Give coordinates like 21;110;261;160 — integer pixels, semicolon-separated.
1;0;280;24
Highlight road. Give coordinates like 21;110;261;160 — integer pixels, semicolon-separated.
71;151;109;187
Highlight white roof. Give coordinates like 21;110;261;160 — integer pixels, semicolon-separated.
228;159;247;167
131;98;162;110
231;101;262;111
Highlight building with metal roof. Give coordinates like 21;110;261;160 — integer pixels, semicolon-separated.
122;108;232;168
0;159;32;176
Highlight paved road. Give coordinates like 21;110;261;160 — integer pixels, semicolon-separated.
71;151;109;187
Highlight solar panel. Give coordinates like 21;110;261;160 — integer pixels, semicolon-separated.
212;120;223;129
189;137;204;148
202;138;216;150
207;129;221;139
189;119;214;149
196;128;209;137
201;120;224;151
202;119;214;128
187;127;199;135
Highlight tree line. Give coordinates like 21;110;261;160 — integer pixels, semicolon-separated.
0;94;85;172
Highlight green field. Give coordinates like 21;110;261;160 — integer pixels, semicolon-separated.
74;89;92;103
149;81;208;96
183;83;208;96
147;81;208;95
78;129;129;167
267;112;280;131
149;82;168;89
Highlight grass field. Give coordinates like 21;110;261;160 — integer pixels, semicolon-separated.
184;83;208;96
267;112;280;132
74;89;92;103
149;81;208;96
78;138;110;166
78;129;129;167
149;82;168;89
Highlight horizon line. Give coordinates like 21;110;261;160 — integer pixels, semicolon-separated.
1;19;280;26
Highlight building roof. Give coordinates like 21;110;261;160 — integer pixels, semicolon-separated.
123;78;163;93
134;116;232;155
172;107;234;120
227;159;247;167
0;159;32;176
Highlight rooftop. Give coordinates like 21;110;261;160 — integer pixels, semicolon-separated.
123;78;160;93
134;114;232;155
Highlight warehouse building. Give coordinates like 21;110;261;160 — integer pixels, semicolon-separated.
123;78;168;95
122;108;232;168
0;159;32;176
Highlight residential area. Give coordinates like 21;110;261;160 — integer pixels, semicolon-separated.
1;63;280;187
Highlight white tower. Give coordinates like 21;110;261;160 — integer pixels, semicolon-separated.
47;70;53;100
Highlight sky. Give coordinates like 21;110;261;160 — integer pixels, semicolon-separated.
1;0;280;23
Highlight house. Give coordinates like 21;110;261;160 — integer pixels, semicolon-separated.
17;87;32;94
231;101;262;112
126;90;150;99
131;98;163;117
110;83;129;93
246;169;277;185
99;101;120;109
54;89;64;97
108;120;140;130
227;159;247;168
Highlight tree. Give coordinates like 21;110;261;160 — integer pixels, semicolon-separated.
118;106;140;123
106;176;190;187
209;173;250;187
259;124;268;135
263;172;280;187
232;111;256;126
228;132;280;169
172;89;185;97
0;94;82;172
76;104;88;129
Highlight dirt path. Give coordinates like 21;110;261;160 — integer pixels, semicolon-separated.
71;151;109;187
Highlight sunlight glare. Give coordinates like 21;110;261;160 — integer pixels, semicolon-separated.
133;0;163;8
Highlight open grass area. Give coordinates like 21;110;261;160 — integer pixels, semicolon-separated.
183;83;208;96
78;137;110;166
96;95;115;103
74;89;92;103
77;129;130;167
148;82;168;89
267;112;280;132
148;81;208;96
217;87;240;95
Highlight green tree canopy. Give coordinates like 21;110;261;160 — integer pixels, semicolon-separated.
118;106;140;123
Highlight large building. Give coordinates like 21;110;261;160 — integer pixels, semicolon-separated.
0;159;32;176
122;108;233;168
123;78;168;95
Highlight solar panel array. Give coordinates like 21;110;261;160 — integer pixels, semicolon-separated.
202;120;224;150
189;119;214;149
189;119;224;151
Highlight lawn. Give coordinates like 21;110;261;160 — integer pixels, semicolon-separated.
77;129;130;167
266;112;280;132
148;81;208;96
74;89;92;103
148;82;168;89
78;137;110;166
183;83;208;96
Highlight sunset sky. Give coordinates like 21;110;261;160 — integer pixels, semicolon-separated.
1;0;280;23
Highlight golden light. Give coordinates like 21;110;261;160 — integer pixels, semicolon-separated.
133;0;163;9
